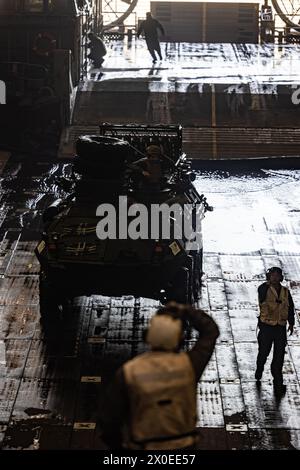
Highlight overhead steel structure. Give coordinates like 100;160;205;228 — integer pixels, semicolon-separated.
272;0;300;27
100;1;300;32
101;0;139;31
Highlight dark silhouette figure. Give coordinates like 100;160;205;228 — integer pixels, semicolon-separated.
137;12;165;62
100;303;219;450
87;32;107;68
128;144;175;190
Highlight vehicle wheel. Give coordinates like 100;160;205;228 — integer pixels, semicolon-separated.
165;267;190;304
192;249;203;300
74;157;126;177
60;296;73;317
42;205;59;224
39;272;69;322
74;139;130;177
74;179;122;198
186;255;195;305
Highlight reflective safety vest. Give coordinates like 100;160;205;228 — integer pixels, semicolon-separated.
123;351;197;450
259;285;290;326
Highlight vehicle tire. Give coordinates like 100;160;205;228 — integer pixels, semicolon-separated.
74;178;123;196
186;255;195;305
165;266;190;304
42;206;59;224
74;155;127;178
39;272;69;322
192;249;203;300
76;135;131;162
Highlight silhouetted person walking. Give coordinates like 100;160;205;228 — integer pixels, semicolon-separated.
137;12;165;62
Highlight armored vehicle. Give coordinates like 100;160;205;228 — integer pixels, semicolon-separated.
35;124;212;320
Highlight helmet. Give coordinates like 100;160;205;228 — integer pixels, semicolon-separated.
146;145;161;157
146;314;183;351
266;267;283;282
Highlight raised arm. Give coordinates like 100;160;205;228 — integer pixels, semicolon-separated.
186;308;219;382
156;19;165;36
288;290;295;334
137;21;144;38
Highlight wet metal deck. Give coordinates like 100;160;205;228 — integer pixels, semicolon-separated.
0;155;300;450
73;40;300;132
94;40;300;85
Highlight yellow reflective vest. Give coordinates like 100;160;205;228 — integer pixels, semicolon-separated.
123;350;197;450
259;285;290;326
